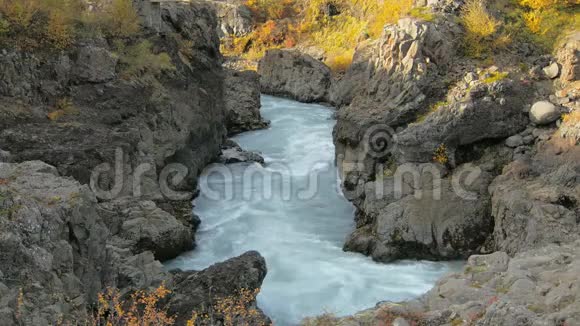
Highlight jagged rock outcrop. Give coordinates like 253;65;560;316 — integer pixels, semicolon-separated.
258;49;332;103
344;163;496;262
0;161;269;325
322;240;580;325
219;140;265;165
209;0;254;37
0;2;271;325
97;199;195;262
224;69;270;135
489;136;580;256
0;1;225;199
0;161;165;325
168;251;270;325
396;78;529;164
337;43;530;260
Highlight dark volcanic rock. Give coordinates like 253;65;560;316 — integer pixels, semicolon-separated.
258;49;332;103
168;251;270;325
224;69;270;135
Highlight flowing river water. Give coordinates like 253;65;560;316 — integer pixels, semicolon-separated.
166;95;460;325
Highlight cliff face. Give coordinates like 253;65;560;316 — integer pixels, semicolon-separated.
0;2;225;199
0;2;269;325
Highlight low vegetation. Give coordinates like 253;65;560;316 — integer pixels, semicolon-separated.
91;285;263;326
461;0;579;58
223;0;423;72
0;0;141;50
223;0;578;72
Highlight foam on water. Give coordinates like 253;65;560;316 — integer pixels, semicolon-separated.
165;95;461;325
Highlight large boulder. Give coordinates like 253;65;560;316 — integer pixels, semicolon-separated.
258;49;332;103
396;79;529;164
344;164;495;262
224;69;269;135
98;199;195;261
168;251;270;325
489;136;580;256
529;101;560;125
0;161;168;325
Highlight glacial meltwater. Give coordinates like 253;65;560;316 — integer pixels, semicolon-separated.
166;95;459;325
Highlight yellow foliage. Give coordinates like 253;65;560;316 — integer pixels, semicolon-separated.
460;0;500;58
325;50;354;73
518;0;568;10
462;0;499;37
408;7;436;22
94;284;175;326
92;286;263;326
213;288;261;326
369;0;413;38
482;71;509;84
433;144;449;165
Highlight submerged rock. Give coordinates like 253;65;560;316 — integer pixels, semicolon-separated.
258;49;332;103
219;140;265;165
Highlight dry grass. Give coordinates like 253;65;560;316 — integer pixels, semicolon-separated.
0;0;140;50
90;286;264;326
461;0;500;58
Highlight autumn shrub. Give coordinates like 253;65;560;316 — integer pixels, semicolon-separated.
91;286;263;326
115;41;175;79
433;144;449;165
93;285;175;326
0;0;140;50
98;0;140;38
368;0;413;37
325;50;354;73
461;0;500;58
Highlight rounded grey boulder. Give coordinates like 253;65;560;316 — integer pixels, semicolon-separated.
530;101;560;125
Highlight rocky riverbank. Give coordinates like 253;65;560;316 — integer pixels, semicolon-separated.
254;2;579;323
0;1;270;325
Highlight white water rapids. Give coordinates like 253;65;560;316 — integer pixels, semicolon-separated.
166;95;460;325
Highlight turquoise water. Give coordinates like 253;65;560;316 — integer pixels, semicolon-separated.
166;95;459;325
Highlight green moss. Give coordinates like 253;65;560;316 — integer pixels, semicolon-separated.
408;7;436;22
482;71;509;84
415;101;449;123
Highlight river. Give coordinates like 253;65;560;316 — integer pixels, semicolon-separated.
166;95;459;325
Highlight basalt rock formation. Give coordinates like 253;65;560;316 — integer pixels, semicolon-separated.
0;2;269;325
258;49;332;103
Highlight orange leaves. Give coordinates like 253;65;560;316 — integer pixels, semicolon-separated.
93;286;263;326
94;284;174;326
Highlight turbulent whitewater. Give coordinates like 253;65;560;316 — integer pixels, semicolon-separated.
166;95;459;325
